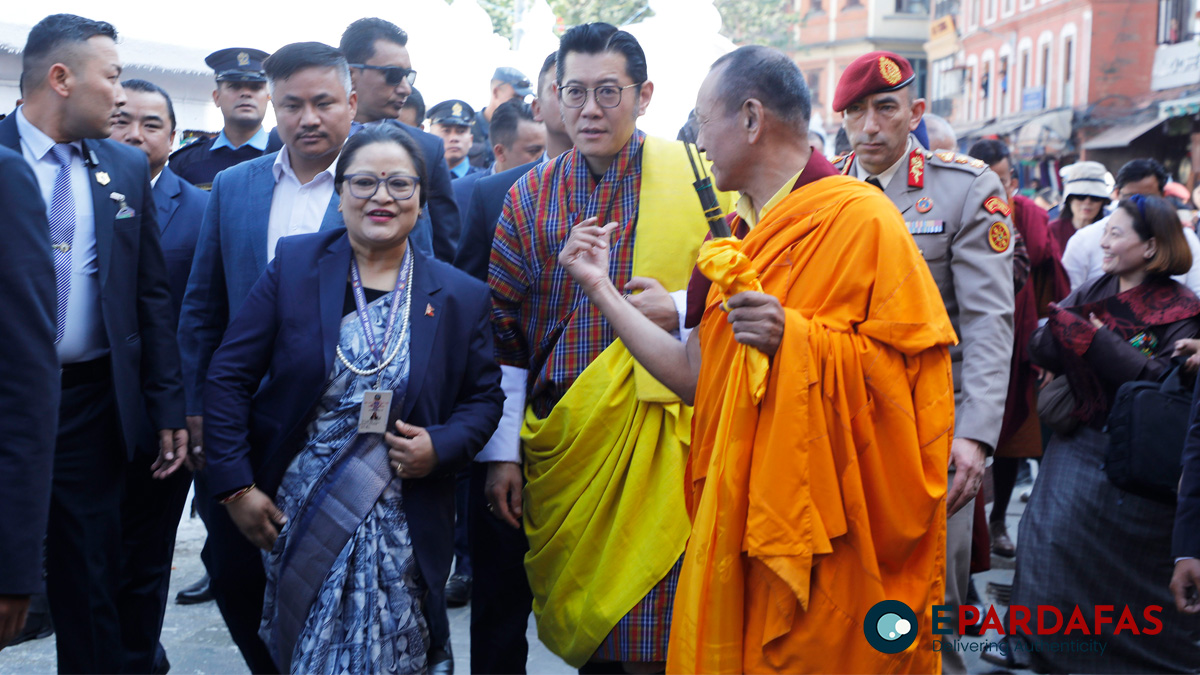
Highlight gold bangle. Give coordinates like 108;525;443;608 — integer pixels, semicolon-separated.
220;483;256;504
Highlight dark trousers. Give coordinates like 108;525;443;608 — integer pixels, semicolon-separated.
202;501;279;674
468;462;532;674
454;470;472;577
118;449;192;673
45;360;125;674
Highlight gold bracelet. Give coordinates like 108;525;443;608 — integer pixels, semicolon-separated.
220;483;256;504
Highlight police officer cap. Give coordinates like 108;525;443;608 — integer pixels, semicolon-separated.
205;47;270;83
492;67;533;97
428;100;476;127
833;51;916;113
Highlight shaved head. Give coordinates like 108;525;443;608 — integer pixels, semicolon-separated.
924;113;956;152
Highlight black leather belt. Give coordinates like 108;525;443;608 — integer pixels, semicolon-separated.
61;356;110;388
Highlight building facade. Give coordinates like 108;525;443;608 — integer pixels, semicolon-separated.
792;0;932;131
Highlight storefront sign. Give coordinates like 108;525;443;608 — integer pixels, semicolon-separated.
1153;41;1200;91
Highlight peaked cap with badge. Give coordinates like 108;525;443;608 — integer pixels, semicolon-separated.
205;47;270;83
428;99;476;128
831;49;1016;453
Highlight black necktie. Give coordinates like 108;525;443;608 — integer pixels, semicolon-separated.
866;176;884;191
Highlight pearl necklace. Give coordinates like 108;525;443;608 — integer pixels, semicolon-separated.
336;254;414;388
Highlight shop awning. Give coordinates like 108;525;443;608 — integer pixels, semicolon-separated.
1082;118;1163;150
1014;109;1074;156
964;111;1041;139
1160;94;1200;119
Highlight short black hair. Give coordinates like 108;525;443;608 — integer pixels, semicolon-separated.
538;51;557;97
834;127;851;155
967;139;1011;167
21;14;118;92
336;122;428;209
710;46;810;132
263;42;350;96
340;17;407;65
403;86;425;123
1116;158;1168;193
491;99;537;149
120;78;176;131
556;22;647;85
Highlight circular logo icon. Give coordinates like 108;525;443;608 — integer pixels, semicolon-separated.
863;600;919;653
879;57;903;85
988;221;1011;253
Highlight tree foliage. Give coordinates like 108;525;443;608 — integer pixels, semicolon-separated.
476;0;796;50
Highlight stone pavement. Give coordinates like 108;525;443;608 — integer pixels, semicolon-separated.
0;469;1036;674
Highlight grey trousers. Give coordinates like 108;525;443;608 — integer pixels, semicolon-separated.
941;467;975;675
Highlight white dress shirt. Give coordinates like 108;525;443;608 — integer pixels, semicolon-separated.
266;146;337;263
15;106;107;364
1061;215;1200;295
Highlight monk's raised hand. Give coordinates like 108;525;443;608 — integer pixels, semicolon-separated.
625;277;678;334
946;437;985;516
559;218;618;292
725;291;785;357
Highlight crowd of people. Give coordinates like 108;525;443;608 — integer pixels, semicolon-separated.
1;9;1200;675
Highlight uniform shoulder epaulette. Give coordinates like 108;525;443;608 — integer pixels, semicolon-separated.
928;150;987;174
831;152;849;166
168;136;209;161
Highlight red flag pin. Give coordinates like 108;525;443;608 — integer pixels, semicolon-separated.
425;303;435;317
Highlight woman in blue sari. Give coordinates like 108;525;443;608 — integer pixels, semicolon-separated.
203;124;504;673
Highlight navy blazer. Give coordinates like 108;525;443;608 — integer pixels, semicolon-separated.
0;114;185;456
177;152;344;414
1175;376;1200;558
0;145;59;594
452;160;539;281
203;229;503;650
452;167;485;223
153;165;209;319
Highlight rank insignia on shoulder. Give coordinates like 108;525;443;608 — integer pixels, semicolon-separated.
988;221;1011;252
916;196;933;213
984;196;1012;217
908;149;925;188
907;220;945;234
954;157;971;165
969;158;986;169
935;151;957;163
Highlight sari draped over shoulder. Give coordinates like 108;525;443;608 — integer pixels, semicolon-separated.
261;249;429;674
668;175;958;674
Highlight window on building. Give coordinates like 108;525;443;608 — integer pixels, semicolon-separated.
985;0;997;22
1021;50;1031;89
999;55;1009;114
845;0;863;9
806;0;825;14
1062;37;1074;106
1160;0;1191;43
934;0;959;18
1002;0;1014;14
1041;43;1051;97
807;70;822;103
896;0;930;13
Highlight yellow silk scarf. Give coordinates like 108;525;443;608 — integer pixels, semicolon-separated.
520;136;731;666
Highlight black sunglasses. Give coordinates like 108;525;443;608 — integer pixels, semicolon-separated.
350;64;417;87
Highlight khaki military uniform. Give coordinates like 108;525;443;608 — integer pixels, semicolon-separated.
835;136;1015;674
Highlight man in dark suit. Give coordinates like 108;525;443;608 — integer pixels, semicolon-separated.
0;145;58;652
340;17;461;261
110;78;209;674
451;99;546;219
1;14;187;673
179;41;356;673
1172;380;1200;615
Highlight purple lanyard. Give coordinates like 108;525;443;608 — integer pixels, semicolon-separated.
348;251;409;367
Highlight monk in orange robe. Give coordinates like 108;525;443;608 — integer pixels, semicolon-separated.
558;46;957;674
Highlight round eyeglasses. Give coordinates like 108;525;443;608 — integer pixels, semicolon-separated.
558;83;642;109
341;174;421;201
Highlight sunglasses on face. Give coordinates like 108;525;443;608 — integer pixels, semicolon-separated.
350;64;418;87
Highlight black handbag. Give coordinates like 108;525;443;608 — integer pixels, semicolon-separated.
1104;362;1192;503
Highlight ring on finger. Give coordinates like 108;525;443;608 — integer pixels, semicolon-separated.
394;461;403;476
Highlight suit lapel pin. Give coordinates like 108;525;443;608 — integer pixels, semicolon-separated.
425;303;435;317
95;171;110;186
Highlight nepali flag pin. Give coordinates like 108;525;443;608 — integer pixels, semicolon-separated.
425;303;435;317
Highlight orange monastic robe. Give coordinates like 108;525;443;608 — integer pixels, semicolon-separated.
667;175;957;674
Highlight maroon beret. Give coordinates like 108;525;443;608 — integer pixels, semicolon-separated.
833;51;916;113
